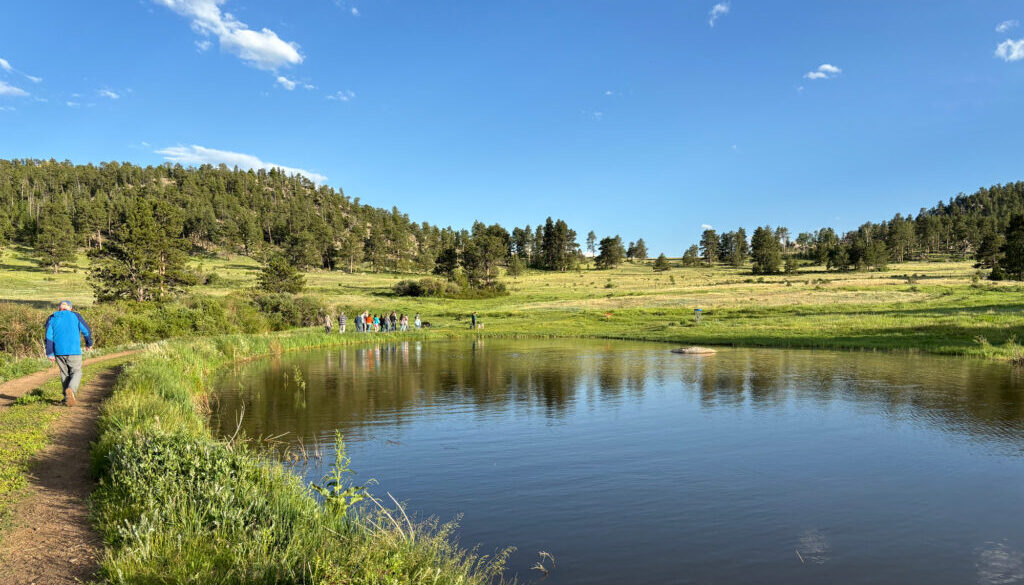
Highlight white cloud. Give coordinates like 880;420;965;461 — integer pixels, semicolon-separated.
592;111;604;120
303;83;315;90
804;63;842;80
996;39;1024;62
66;101;80;107
701;224;713;230
0;57;41;83
0;106;15;112
0;81;28;97
708;2;729;27
326;89;356;101
156;144;327;183
153;0;303;70
275;75;297;90
351;7;359;16
195;39;212;52
996;20;1019;33
99;89;120;99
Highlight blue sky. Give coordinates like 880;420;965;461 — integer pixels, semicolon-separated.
2;1;1023;255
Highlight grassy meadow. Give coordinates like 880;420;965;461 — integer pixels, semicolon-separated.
2;244;1023;360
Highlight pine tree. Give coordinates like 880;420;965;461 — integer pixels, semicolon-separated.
682;245;700;266
633;238;648;261
586;231;597;258
751;225;782;274
699;229;719;266
997;214;1024;280
35;202;77;273
89;198;195;301
595;235;626;269
652;253;670;271
258;254;306;293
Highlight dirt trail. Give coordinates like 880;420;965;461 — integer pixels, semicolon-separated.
0;350;138;407
0;355;136;585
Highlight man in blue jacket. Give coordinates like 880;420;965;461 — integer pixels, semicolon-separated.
44;300;93;406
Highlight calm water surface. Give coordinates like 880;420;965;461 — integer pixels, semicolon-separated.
212;339;1024;585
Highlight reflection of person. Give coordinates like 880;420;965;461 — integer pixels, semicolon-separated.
44;300;93;406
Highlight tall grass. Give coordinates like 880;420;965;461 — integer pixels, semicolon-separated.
90;332;513;584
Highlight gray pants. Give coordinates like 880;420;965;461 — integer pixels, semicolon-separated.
55;354;83;399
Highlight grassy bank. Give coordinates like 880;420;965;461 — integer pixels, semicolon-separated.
3;245;1024;360
90;330;512;584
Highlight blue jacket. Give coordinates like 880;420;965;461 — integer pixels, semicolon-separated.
45;311;93;357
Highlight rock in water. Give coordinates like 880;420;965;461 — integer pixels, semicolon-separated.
671;346;717;355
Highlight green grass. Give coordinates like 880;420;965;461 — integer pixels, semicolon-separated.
91;332;513;584
3;245;1023;359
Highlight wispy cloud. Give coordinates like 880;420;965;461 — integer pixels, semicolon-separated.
996;39;1024;62
996;20;1019;33
156;144;327;183
701;224;713;230
195;39;212;52
66;101;80;108
0;81;29;97
326;89;356;101
708;2;729;27
0;57;42;83
153;0;303;71
275;76;297;90
804;63;842;80
99;89;120;99
351;7;359;16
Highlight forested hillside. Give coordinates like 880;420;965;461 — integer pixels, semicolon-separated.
0;158;581;277
2;158;1024;279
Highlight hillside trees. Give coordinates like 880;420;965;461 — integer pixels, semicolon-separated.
89;198;195;302
699;229;719;266
750;226;782;274
34;202;77;273
595;235;626;269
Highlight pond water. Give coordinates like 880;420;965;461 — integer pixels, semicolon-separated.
212;339;1024;585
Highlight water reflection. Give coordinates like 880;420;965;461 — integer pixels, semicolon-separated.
212;340;1024;585
214;340;1024;447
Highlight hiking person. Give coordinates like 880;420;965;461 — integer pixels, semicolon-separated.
44;300;93;406
324;312;333;333
338;312;346;333
390;311;398;332
414;313;421;329
470;312;477;329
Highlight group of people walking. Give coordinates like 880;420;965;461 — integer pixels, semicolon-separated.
324;310;422;334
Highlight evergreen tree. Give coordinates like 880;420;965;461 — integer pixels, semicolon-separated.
595;235;626;269
652;253;670;271
784;255;799;274
750;225;782;274
975;228;1005;269
89;198;195;301
699;229;719;266
258;254;306;294
997;214;1024;280
633;238;648;261
586;230;597;258
433;245;460;280
35;202;77;273
682;245;700;267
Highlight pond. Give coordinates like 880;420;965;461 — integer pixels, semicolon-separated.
212;339;1024;585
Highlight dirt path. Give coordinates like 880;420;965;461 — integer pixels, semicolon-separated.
0;350;138;407
0;356;135;585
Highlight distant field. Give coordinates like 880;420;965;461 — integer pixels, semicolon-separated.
2;246;1023;360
